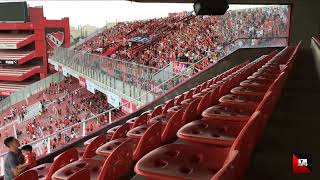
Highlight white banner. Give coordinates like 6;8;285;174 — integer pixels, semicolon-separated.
62;67;68;77
107;91;120;108
86;79;95;94
54;64;59;71
0;44;17;49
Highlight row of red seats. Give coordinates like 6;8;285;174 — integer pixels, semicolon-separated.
133;45;300;180
14;44;300;180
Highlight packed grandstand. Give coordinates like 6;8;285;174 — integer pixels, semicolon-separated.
0;0;319;180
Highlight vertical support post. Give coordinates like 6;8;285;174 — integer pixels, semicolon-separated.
47;137;51;154
82;121;86;137
13;124;17;138
109;111;112;124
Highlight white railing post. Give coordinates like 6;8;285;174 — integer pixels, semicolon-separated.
82;121;86;137
47;137;51;154
13;124;17;138
108;111;112;124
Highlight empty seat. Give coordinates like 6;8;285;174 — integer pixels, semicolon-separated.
82;134;107;158
96;122;162;161
31;148;79;180
219;94;263;108
52;140;134;180
14;170;38;180
202;104;255;123
177;120;242;147
135;143;231;180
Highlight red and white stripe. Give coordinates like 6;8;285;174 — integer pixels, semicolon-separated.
0;34;31;44
0;82;29;91
0;50;34;61
0;66;40;76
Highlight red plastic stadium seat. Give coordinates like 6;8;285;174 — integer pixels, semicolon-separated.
162;99;175;114
32;148;79;180
174;94;185;105
160;109;185;143
167;105;186;114
126;124;149;141
192;91;208;99
177;120;242;147
82;134;107;158
126;117;139;128
14;170;38;180
230;111;261;178
31;163;52;179
183;98;201;124
135;143;230;180
211;150;239;180
150;105;163;118
53;140;134;180
230;86;266;98
148;112;174;130
64;168;90;180
96;122;162;161
202;104;255;123
97;140;134;180
184;89;194;99
239;79;271;90
52;159;103;180
219;94;263;108
126;112;149;128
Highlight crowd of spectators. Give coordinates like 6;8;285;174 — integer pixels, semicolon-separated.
76;7;288;69
0;77;125;156
69;6;289;93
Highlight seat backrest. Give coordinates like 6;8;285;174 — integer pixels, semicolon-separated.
46;148;79;180
82;134;107;158
162;99;175;114
194;85;202;94
161;109;185;143
175;94;185;105
14;170;38;180
267;72;286;97
97;140;134;180
209;87;220;105
196;92;212;115
111;123;131;140
66;168;90;180
150;105;163;118
183;98;201;124
134;122;162;161
185;89;194;99
211;150;239;180
230;111;261;179
218;81;230;97
132;112;149;128
200;82;208;91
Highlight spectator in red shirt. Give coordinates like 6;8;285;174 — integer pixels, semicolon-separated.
21;145;37;168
